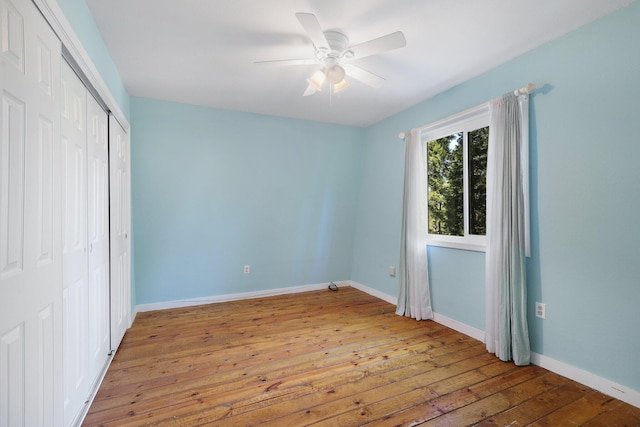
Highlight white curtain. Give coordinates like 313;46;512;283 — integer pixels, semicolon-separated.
397;129;433;320
485;92;531;366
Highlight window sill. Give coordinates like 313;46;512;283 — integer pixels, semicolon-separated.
426;239;486;253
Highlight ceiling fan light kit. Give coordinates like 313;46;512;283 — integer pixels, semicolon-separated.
256;12;406;97
325;64;346;84
306;70;326;91
332;79;349;94
304;66;350;96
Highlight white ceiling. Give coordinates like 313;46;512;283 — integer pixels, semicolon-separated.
86;0;634;127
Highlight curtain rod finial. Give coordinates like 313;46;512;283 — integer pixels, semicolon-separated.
398;132;406;139
514;83;537;96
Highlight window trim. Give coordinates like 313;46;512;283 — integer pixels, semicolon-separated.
420;102;489;252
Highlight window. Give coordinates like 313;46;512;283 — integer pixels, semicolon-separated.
421;104;489;251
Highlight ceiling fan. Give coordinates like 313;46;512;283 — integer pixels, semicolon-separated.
255;13;407;96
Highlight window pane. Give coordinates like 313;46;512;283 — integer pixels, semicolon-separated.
427;133;464;236
468;126;488;235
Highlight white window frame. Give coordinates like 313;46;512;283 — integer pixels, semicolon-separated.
420;102;489;252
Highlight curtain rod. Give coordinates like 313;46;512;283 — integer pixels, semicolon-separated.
398;83;538;139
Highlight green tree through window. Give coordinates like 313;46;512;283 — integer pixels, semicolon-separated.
426;126;488;237
469;127;488;235
427;133;463;236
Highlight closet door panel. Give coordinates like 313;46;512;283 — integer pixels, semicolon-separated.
86;93;109;384
109;115;130;351
0;0;63;425
60;61;89;426
0;92;26;280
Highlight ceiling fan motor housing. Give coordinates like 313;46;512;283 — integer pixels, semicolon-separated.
318;31;351;60
315;31;351;83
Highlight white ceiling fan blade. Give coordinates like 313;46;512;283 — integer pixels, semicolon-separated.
295;12;330;51
254;58;317;66
348;31;407;59
344;64;385;88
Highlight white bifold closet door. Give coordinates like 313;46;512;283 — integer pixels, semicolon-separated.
2;0;131;425
109;115;130;351
0;0;64;425
86;79;110;392
61;59;89;426
60;60;110;427
0;0;62;426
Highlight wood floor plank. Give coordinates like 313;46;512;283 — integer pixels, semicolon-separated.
88;330;479;425
87;327;462;419
90;323;458;416
83;287;640;427
582;402;640;427
419;372;568;426
529;391;628;426
219;346;491;426
475;380;591;426
353;363;548;427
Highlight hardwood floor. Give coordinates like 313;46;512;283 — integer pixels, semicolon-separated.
84;287;640;426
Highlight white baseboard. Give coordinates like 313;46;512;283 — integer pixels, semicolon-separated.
432;312;486;343
348;280;398;305
134;280;640;409
135;281;351;313
530;352;640;409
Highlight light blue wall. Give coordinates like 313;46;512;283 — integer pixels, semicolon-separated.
352;1;640;392
55;0;130;119
131;98;364;304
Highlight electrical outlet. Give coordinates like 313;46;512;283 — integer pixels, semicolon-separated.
535;302;546;319
243;265;250;274
388;266;396;276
